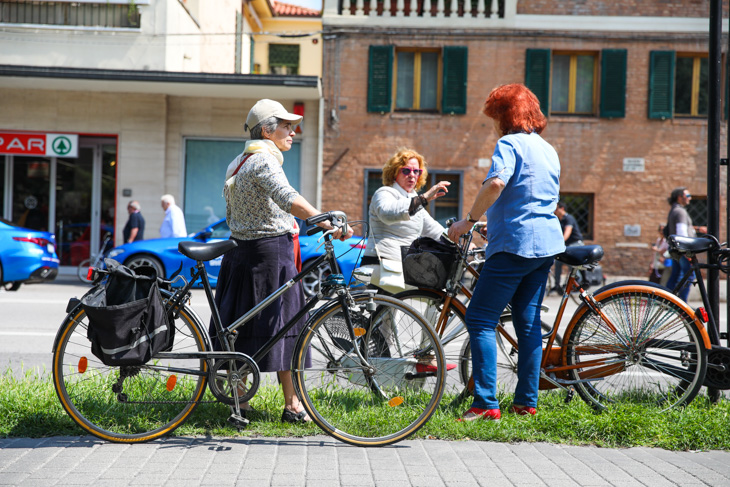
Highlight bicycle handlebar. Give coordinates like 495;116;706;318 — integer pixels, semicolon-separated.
305;211;349;239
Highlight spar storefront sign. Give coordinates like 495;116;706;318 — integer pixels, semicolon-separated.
0;132;79;158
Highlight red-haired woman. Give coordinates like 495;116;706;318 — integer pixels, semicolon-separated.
448;84;565;421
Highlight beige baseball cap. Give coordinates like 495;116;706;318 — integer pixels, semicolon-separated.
245;99;303;132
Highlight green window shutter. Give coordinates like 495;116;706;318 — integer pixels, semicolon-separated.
367;45;394;113
599;49;627;118
442;46;468;115
525;49;551;116
648;50;675;119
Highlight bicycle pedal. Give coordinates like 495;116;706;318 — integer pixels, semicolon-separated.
227;414;250;429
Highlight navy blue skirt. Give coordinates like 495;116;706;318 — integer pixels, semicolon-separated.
210;233;310;372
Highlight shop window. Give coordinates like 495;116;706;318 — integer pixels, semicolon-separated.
0;157;4;218
363;169;462;227
525;49;626;118
184;139;300;231
0;0;142;28
649;51;709;119
269;44;300;75
558;193;594;240
368;45;468;114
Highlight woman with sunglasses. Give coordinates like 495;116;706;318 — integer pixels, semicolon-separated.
448;84;564;421
362;148;451;293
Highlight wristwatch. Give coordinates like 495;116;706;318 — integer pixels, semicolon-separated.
466;212;479;223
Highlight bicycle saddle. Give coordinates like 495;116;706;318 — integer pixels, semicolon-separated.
554;245;604;266
178;239;237;261
667;235;719;254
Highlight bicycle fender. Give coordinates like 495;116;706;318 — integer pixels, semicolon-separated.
563;284;712;355
592;279;672;295
52;300;85;352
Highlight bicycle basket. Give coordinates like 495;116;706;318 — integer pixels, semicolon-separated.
81;259;172;366
401;236;459;289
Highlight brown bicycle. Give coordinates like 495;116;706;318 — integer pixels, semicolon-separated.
394;223;711;411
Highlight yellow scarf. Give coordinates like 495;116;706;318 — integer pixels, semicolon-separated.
224;139;284;199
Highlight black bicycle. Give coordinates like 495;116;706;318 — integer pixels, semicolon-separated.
52;212;446;447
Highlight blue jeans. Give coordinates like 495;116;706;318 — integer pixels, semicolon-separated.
665;256;692;302
465;252;554;410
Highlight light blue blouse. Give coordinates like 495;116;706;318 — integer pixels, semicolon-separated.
482;132;565;261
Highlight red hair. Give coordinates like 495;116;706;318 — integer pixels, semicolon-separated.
483;84;547;136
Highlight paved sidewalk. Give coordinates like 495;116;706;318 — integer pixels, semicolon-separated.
1;436;728;486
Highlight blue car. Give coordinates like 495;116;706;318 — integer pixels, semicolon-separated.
0;218;59;291
107;218;366;296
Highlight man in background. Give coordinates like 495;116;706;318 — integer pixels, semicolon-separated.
552;201;584;292
123;200;145;244
159;194;187;238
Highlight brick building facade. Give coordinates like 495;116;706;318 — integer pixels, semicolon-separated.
321;0;728;276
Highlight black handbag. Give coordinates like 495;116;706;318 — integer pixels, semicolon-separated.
401;236;459;289
82;259;172;366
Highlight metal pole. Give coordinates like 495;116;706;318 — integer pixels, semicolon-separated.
708;0;721;345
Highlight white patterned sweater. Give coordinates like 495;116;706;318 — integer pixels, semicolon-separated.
225;151;299;240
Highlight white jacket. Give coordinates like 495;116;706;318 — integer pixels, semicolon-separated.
364;183;445;261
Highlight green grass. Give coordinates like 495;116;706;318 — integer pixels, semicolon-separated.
2;370;729;450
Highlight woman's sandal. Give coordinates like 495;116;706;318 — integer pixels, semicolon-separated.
281;408;312;424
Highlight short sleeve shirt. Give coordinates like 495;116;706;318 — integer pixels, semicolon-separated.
123;212;145;242
482;132;565;261
561;213;583;245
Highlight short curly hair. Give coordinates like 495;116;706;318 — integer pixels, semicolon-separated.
483;83;547;136
381;148;428;191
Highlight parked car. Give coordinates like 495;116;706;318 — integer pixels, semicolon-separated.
0;218;59;291
106;218;366;295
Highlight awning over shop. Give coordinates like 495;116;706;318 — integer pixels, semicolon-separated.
0;65;321;100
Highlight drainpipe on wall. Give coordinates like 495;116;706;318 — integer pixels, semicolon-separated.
316;79;324;209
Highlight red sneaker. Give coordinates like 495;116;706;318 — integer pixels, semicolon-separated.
510;405;537;416
457;407;501;422
415;363;457;373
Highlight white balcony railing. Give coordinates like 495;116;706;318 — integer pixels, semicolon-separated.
323;0;517;27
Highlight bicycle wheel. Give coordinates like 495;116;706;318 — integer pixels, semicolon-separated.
394;290;469;395
52;294;210;442
292;293;445;446
76;259;93;283
459;316;559;394
565;287;708;411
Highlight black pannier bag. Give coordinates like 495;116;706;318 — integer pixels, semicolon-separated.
81;259;172;366
401;236;459;289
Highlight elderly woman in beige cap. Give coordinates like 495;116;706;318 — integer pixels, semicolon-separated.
211;99;353;424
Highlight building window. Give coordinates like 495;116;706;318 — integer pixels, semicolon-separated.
0;0;141;28
184;139;300;231
363;169;462;227
675;54;708;117
558;193;594;240
649;51;710;119
687;196;708;228
395;49;440;111
551;52;597;115
269;44;299;75
525;49;626;118
368;45;468;114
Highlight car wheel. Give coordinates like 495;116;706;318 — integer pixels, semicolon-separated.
125;255;165;278
301;261;332;297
